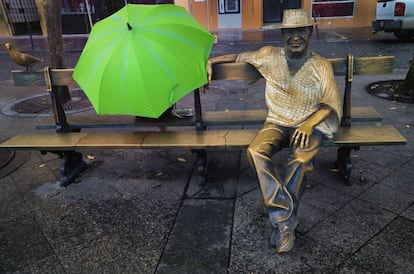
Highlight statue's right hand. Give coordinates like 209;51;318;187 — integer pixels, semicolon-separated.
201;59;213;93
206;59;213;85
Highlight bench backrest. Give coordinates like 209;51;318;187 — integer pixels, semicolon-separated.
12;55;394;87
11;54;394;130
211;55;394;82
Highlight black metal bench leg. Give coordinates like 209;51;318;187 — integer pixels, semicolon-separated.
59;151;87;187
336;146;359;186
192;149;207;186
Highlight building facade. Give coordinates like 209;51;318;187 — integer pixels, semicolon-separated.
189;0;378;31
0;0;378;36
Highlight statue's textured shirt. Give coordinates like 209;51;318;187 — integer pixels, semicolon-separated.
236;46;342;138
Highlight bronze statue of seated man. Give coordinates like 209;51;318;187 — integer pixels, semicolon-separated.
207;9;342;253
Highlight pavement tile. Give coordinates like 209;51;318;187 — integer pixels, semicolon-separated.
187;150;241;199
29;197;107;251
305;198;396;258
337;217;414;273
56;236;140;273
344;154;396;187
18;255;66;273
82;198;170;273
235;152;257;197
230;188;315;273
292;236;348;272
358;183;414;214
304;143;403;192
8;152;61;192
382;160;414;196
26;148;191;272
401;204;414;221
296;201;330;234
157;198;233;273
230;185;404;272
307;148;345;186
0;215;57;273
301;181;353;213
355;146;412;172
0;177;31;222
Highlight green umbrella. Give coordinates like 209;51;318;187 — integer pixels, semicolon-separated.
73;4;214;118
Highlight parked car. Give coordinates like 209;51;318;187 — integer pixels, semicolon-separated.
372;0;414;40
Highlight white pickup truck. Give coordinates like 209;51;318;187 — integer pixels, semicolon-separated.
372;0;414;40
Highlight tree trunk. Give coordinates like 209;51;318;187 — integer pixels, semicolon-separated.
398;58;414;97
45;0;64;68
45;0;71;108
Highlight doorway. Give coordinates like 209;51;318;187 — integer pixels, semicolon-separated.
263;0;301;24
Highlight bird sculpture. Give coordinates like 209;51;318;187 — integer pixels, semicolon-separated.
5;42;43;71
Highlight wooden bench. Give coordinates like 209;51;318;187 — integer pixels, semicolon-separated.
0;54;406;186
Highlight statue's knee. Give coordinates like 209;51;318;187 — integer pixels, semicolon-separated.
246;146;256;166
292;144;321;163
289;154;312;166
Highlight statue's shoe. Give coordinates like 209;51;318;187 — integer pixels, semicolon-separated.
270;216;298;254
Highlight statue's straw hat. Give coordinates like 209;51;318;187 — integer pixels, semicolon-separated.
281;9;314;29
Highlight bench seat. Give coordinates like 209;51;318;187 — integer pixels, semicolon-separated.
1;125;406;151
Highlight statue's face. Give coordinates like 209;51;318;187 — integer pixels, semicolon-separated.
282;27;312;56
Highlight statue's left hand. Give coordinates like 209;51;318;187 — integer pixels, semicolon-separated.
290;107;332;148
290;123;314;149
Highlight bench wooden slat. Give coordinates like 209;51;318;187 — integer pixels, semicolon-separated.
0;132;89;150
326;125;407;146
328;56;394;75
204;106;382;124
211;63;262;83
12;70;45;86
0;125;406;151
225;125;407;147
353;56;395;75
12;56;394;87
211;56;394;82
349;106;382;122
35;106;382;130
12;69;77;87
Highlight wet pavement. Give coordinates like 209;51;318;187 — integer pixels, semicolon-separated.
0;27;413;273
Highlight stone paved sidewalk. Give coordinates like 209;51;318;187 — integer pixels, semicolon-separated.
0;28;413;273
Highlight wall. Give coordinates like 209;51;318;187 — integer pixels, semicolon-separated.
242;0;262;29
176;0;189;10
187;0;210;30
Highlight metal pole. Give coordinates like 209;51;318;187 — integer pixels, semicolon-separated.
19;0;35;50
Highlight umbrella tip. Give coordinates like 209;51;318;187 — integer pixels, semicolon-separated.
127;22;132;30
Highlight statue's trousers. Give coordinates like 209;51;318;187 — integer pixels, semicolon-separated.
247;123;324;225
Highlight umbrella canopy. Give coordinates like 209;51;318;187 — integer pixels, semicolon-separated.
73;4;214;118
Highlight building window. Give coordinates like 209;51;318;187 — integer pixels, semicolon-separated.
218;0;240;14
62;0;95;15
311;0;355;18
